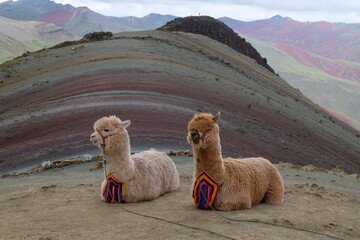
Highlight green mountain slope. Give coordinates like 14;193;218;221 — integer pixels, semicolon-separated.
246;36;360;129
0;16;76;63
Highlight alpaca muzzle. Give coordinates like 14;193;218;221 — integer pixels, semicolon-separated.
191;130;200;144
90;134;97;144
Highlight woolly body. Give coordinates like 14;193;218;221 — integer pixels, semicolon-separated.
188;113;284;211
91;115;180;203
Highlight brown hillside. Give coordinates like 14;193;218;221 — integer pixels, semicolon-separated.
0;30;359;174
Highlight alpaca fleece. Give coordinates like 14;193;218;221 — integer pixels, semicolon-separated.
91;115;180;203
187;113;284;211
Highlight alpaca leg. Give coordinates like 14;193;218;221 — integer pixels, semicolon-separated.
264;175;284;205
100;179;106;200
216;194;252;211
216;201;251;211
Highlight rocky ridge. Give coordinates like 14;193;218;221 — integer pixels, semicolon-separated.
158;16;275;73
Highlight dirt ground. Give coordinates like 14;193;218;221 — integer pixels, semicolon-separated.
0;158;359;240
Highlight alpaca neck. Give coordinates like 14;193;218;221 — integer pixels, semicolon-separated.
193;139;225;183
104;133;135;182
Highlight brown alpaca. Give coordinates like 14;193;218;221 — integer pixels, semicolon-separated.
187;112;284;211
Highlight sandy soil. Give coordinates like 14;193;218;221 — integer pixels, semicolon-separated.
1;157;359;240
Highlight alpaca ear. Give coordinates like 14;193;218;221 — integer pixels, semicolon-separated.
213;112;221;123
117;120;131;129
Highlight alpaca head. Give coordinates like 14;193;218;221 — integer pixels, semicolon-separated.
90;115;131;151
187;112;221;149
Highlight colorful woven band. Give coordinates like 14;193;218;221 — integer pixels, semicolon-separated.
102;174;126;203
193;171;219;209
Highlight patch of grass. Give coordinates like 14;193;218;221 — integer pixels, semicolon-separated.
236;128;246;134
48;148;58;154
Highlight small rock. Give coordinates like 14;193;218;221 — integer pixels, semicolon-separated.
283;219;294;226
82;154;92;161
350;174;360;179
42;184;57;190
332;165;345;173
41;161;51;168
302;164;327;172
323;223;336;229
90;161;103;171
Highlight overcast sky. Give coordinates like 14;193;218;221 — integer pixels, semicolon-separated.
2;0;360;23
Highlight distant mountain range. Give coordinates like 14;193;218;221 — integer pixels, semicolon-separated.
219;15;360;129
220;15;360;80
0;0;176;63
0;0;175;36
0;0;359;129
0;16;75;63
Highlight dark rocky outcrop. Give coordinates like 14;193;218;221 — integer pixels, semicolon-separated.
83;31;113;41
51;31;113;49
158;16;275;73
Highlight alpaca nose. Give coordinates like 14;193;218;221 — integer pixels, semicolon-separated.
191;130;200;143
90;134;96;141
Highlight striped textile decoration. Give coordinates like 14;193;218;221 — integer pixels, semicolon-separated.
192;171;219;209
102;174;126;203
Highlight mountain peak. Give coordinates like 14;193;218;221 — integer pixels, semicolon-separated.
0;0;64;20
158;16;275;73
270;15;293;22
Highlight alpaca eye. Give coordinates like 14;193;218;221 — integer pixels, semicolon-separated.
104;129;110;132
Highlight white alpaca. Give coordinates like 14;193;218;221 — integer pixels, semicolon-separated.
90;115;180;203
